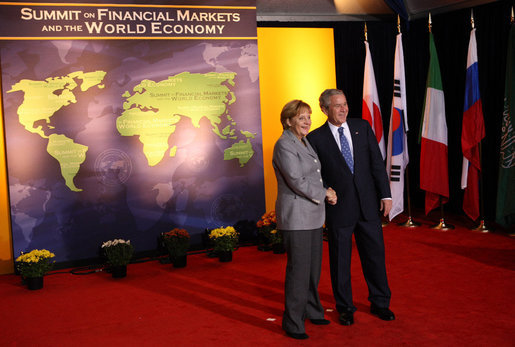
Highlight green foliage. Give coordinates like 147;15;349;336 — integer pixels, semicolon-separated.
101;239;134;266
257;211;282;245
209;226;239;252
162;228;190;257
16;249;55;278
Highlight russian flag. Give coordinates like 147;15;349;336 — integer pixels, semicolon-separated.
363;40;386;159
461;28;485;221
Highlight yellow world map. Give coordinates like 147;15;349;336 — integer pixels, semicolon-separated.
8;70;254;192
8;71;106;192
117;71;254;167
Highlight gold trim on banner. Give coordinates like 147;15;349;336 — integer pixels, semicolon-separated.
0;2;256;10
0;36;258;40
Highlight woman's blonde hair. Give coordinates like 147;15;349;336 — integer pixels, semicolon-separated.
280;100;312;130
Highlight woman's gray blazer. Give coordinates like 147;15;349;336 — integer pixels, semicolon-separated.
272;129;327;230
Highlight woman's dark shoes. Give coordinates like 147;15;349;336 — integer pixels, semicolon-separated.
285;331;309;339
370;304;395;321
309;318;330;325
338;312;354;325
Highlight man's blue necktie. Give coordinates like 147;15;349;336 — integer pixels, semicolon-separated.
338;126;354;173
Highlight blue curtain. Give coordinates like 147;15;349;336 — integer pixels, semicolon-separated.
384;0;409;21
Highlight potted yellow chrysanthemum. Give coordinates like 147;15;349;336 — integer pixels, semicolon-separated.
208;226;239;262
16;249;55;290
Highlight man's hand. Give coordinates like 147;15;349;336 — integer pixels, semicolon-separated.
380;199;392;217
326;187;337;205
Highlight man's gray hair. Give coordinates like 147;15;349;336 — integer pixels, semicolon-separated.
319;89;344;109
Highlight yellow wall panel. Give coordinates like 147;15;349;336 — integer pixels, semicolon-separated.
257;27;336;212
0;95;13;274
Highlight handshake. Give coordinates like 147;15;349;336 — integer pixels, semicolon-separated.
325;187;337;205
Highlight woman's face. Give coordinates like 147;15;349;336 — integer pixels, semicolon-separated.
287;108;312;139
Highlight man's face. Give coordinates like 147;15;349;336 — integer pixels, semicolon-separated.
323;94;348;127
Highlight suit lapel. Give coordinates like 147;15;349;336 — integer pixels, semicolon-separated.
284;130;316;159
304;139;318;159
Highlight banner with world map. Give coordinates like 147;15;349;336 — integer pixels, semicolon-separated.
0;1;264;264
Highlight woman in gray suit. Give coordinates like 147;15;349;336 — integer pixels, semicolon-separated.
272;100;337;340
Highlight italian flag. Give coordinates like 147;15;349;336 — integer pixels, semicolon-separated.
419;32;449;215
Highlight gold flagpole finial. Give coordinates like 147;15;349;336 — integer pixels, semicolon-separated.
471;9;475;29
397;14;401;33
428;12;432;32
364;22;368;41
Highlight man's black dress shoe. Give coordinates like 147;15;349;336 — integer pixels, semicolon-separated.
285;331;309;340
370;305;395;321
309;318;330;325
338;312;354;326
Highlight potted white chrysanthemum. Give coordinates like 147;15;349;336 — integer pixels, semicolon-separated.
101;239;134;278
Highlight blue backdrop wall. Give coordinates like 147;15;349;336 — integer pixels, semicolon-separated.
0;0;265;264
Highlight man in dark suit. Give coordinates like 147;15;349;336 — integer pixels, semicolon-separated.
307;89;395;326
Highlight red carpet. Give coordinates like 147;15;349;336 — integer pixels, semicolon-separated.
1;214;514;346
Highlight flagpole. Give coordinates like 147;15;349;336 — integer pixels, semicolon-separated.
469;9;490;233
472;143;490;232
399;166;420;227
431;197;455;230
396;13;420;228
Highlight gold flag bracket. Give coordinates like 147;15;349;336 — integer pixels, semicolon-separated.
399;216;421;228
399;167;419;228
471;219;490;233
431;218;455;230
431;201;454;230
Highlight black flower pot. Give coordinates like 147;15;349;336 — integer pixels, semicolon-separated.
111;265;127;278
26;276;44;290
272;243;286;254
173;254;187;268
218;251;232;262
